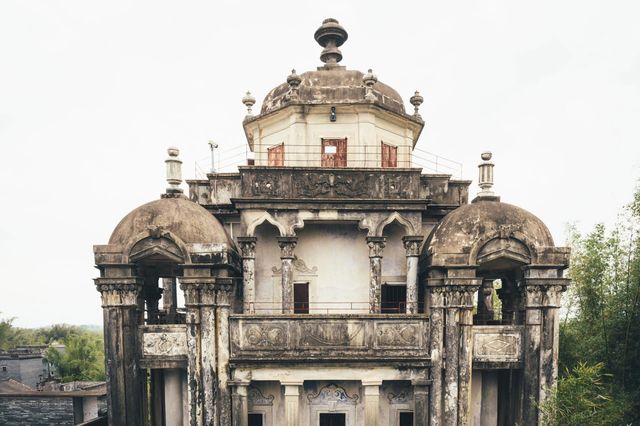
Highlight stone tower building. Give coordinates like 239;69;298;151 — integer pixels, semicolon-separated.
94;18;569;426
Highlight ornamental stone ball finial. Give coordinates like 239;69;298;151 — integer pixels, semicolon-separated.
287;69;302;100
165;147;183;195
242;91;256;117
476;151;497;200
363;68;378;101
314;18;348;66
410;90;424;119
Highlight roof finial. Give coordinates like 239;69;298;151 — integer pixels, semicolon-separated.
475;151;500;202
165;147;183;196
410;91;424;120
314;18;348;67
242;91;256;117
287;69;302;100
363;69;378;101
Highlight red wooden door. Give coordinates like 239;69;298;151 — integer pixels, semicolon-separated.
268;143;284;166
381;142;397;168
321;138;347;167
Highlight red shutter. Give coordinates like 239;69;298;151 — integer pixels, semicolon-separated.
381;142;397;168
267;143;284;166
321;138;347;167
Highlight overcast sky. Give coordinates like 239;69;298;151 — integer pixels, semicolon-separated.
1;1;639;328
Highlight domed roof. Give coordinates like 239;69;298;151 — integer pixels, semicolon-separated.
109;197;233;247
425;200;554;264
261;69;406;115
254;19;413;118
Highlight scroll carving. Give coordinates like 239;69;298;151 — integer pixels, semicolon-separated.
298;323;364;347
375;323;420;347
142;332;187;357
248;386;274;406
244;324;287;348
272;255;317;274
307;383;359;405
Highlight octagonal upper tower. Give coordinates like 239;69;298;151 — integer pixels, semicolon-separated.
242;18;425;169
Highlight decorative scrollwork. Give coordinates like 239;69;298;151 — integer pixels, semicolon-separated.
248;386;274;406
307;383;359;405
244;324;287;348
376;323;419;347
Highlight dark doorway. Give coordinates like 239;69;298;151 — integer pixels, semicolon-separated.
381;284;406;314
248;413;263;426
319;413;346;426
399;411;414;426
294;282;309;314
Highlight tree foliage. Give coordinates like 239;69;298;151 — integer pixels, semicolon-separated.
555;184;640;423
0;317;105;382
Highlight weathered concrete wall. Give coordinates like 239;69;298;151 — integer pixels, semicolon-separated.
252;107;415;168
295;224;370;313
254;223;282;313
0;396;74;425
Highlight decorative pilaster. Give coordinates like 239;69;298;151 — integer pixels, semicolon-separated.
413;383;430;426
230;382;249;426
428;285;445;426
216;278;234;426
95;278;144;426
199;281;219;426
366;236;386;314
363;381;381;425
283;383;301;426
237;237;257;314
180;281;204;426
456;286;477;426
278;237;297;314
402;236;423;314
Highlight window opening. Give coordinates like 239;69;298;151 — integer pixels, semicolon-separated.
381;283;407;314
321;138;347;167
294;282;309;314
381;142;398;168
320;413;346;426
248;413;264;426
267;143;284;167
399;411;414;426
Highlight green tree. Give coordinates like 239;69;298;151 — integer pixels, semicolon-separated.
556;184;640;422
45;333;105;382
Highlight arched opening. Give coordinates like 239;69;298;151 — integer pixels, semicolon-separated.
294;222;369;314
253;221;283;314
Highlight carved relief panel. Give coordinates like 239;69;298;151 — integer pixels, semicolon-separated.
473;326;522;363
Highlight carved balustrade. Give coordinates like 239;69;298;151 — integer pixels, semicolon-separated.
229;314;430;362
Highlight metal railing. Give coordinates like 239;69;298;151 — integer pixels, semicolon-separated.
243;301;424;315
194;144;463;178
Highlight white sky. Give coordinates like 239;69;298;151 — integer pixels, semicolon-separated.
1;1;639;328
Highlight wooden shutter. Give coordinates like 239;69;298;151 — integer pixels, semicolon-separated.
381;142;398;168
321;138;347;167
267;143;284;166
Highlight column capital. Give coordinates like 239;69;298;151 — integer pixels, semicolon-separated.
521;278;570;308
402;235;423;256
95;278;144;307
277;236;297;258
237;236;257;258
366;236;386;257
443;284;480;308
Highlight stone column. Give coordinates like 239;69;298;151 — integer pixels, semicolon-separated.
443;288;460;426
283;383;301;426
95;278;144;426
402;236;423;314
162;277;178;322
521;277;568;425
144;284;163;325
199;281;219;426
164;369;184;426
366;236;386;313
428;285;445;426
477;279;495;324
231;382;249;426
363;381;381;425
216;279;234;426
237;237;257;314
457;286;477;426
180;281;204;426
278;237;297;314
413;383;430;426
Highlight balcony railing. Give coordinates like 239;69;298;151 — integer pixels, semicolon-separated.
229;314;430;362
245;301;424;315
